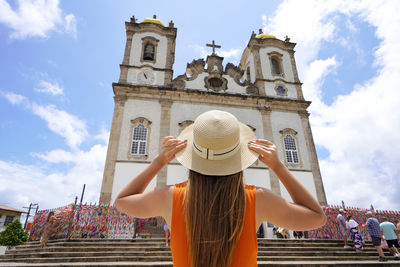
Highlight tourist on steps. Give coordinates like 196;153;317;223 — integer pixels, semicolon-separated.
395;219;400;240
380;217;400;260
337;208;351;249
163;219;170;247
114;110;326;267
345;215;363;251
362;211;387;262
40;211;61;249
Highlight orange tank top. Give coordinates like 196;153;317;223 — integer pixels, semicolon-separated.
170;182;258;267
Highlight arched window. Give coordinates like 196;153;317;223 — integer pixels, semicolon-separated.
284;134;299;164
131;123;148;155
271;58;281;75
268;52;284;77
143;43;155;61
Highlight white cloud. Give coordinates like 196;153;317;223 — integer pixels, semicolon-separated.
2;91;88;150
94;125;110;145
264;0;400;210
190;44;241;64
31;103;88;150
303;57;338;102
0;143;107;210
0;0;77;39
64;13;77;38
1;92;107;210
1;91;27;105
219;48;241;62
35;80;64;95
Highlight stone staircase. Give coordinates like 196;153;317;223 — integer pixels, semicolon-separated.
1;238;400;266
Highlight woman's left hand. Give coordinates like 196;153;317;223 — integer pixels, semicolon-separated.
248;139;281;170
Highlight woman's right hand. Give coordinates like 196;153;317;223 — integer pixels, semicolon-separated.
157;136;187;166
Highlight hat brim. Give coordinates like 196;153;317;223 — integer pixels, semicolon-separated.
176;122;258;176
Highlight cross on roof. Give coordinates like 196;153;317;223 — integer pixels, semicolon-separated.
206;40;221;55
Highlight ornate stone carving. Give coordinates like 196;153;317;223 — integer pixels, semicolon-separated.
172;76;186;90
225;63;244;84
204;73;227;92
246;84;259;95
186;59;205;80
206;55;224;74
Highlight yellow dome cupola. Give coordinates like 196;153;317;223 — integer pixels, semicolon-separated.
141;15;166;27
255;29;276;39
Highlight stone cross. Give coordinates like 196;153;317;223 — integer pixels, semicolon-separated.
206;40;221;55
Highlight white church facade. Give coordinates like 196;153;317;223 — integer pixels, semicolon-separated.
99;15;327;220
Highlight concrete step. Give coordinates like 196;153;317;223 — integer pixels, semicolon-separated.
4;246;382;255
2;246;389;258
1;238;398;267
1;255;399;264
1;262;400;267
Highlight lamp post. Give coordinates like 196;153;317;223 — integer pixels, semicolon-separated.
23;203;39;229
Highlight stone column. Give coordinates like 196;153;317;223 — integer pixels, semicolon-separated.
259;107;281;195
252;47;266;96
164;35;176;86
288;50;304;100
156;99;173;186
119;31;133;83
299;111;328;206
99;95;127;204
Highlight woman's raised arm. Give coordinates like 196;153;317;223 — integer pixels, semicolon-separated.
248;139;326;231
114;137;186;223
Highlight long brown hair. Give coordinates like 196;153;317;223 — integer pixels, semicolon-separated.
184;170;246;267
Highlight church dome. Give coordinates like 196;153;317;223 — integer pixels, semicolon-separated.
141;15;166;27
256;33;276;39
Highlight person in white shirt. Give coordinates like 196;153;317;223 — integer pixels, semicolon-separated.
337;209;350;248
346;215;363;251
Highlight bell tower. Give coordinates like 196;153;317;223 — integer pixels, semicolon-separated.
99;15;176;204
119;15;177;87
239;29;304;100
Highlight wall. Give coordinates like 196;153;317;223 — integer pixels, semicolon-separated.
111;162;157;204
270;111;311;170
259;47;294;82
129;32;168;69
117;99;161;161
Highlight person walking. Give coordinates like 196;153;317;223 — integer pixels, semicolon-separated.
337;209;351;248
163;219;170;247
395;219;400;239
40;211;60;249
293;230;303;239
346;215;363;251
362;211;387;262
114;110;326;267
380;217;400;260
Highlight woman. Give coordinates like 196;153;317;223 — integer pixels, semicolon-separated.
163;219;170;247
115;110;326;267
346;215;363;251
40;211;60;248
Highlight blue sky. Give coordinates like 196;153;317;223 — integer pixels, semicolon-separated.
1;0;400;216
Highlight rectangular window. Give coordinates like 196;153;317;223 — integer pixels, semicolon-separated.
286;151;292;163
139;142;146;155
292;151;299;163
131;141;138;154
4;215;14;226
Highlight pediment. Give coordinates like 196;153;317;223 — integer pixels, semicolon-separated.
171;56;259;95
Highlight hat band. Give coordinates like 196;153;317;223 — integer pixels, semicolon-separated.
193;140;240;160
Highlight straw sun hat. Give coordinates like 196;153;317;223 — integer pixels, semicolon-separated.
176;110;258;176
